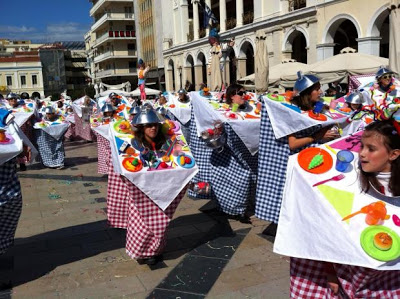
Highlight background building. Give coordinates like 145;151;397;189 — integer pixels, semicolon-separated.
86;0;138;86
161;0;390;91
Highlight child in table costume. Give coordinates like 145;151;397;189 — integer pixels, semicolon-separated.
255;72;339;234
290;119;400;298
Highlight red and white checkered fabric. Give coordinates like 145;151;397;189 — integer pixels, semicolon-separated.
106;159;130;228
94;132;110;174
74;113;96;141
17;118;34;164
123;180;187;259
290;258;400;298
64;123;76;140
349;73;375;93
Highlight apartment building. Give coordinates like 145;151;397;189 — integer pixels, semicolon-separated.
87;0;138;85
161;0;390;91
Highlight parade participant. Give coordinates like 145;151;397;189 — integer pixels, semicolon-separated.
6;93;20;109
177;89;190;104
290;119;400;297
108;92;121;108
345;90;365;111
0;108;32;289
158;94;168;106
225;84;252;112
121;107;184;265
255;72;340;236
137;58;150;102
365;66;399;108
101;103;117;122
35;106;66;169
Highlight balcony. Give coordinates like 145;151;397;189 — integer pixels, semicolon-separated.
91;12;135;32
95;68;137;79
226;18;236;30
93;30;136;48
243;11;254;25
90;0;133;17
289;0;307;11
93;50;137;63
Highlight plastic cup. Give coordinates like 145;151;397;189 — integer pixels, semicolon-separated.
335;150;354;172
231;103;239;112
313;101;325;114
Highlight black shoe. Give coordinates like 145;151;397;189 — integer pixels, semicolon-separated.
136;256;158;265
226;213;252;224
262;223;278;237
19;164;27;171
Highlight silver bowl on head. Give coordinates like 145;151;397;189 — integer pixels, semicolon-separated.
44;106;55;114
129;105;141;115
345;91;365;105
101;103;116;113
156;106;167;116
293;71;319;96
375;66;396;79
132;106;165;125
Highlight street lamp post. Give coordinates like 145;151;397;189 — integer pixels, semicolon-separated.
178;65;182;89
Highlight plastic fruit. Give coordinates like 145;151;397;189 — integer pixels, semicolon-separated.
184;157;191;164
179;156;185;165
160;162;168;168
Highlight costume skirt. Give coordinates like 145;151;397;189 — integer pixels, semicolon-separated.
94;132;110;174
106;149;130;228
290;258;400;298
65;123;76;140
122;177;186;259
0;159;22;254
74;113;96;141
255;100;322;223
35;129;65;168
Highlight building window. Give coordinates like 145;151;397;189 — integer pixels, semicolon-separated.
6;76;12;86
127;43;136;51
21;75;26;86
126;25;134;31
32;75;38;85
129;61;137;69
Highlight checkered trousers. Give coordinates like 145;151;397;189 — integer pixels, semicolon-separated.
94;132;110;174
255;100;322;223
106;152;130;228
122;178;187;259
209;123;258;215
34;129;65;168
290;258;400;298
187;108;214;199
64;123;76;140
74;113;96;141
0;159;22;254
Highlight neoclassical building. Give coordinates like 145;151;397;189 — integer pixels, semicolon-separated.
161;0;391;91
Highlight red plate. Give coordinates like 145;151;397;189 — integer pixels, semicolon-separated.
297;147;333;174
308;110;327;121
122;157;143;172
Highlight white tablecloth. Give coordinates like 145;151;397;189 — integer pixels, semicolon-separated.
33;122;69;140
91;124;110;140
109;122;198;210
191;92;261;155
274;135;400;270
263;96;349;139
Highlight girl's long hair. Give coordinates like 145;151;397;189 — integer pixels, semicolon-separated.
135;123;166;150
291;82;321;111
359;121;400;196
225;83;244;105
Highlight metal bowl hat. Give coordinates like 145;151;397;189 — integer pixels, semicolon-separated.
129;105;141;115
7;92;19;100
20;92;30;99
44;106;55;114
178;89;186;94
108;92;119;99
345;91;365;105
132;106;165;125
156;106;167;116
375;66;396;79
293;71;320;96
101;103;116;113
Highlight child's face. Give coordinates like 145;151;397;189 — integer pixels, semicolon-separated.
8;98;18;107
350;103;361;110
359;133;398;173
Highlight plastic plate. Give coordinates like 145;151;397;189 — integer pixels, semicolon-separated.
360;226;400;262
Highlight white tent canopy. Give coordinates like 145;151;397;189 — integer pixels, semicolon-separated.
305;52;389;84
130;87;161;97
99;89;131;97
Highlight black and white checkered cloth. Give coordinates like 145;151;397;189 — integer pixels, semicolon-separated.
188;107;259;215
255;99;323;223
0;158;22;254
35;129;65;168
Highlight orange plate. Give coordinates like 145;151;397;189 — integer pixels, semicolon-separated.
297;147;333;174
308;110;327;121
122;157;143;172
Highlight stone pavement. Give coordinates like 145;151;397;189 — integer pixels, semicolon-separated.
0;140;289;298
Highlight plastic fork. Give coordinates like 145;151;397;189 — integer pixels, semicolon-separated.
312;174;345;187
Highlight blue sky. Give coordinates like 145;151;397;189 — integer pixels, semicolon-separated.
0;0;93;42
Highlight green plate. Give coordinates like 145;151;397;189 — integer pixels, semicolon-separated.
267;94;285;102
113;120;131;135
360;226;400;262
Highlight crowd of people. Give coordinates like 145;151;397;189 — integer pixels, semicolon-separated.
0;66;399;297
